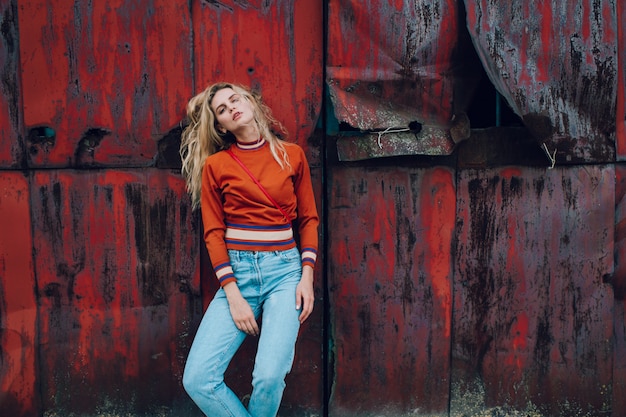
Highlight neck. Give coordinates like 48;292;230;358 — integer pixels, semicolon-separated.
236;136;266;150
234;125;261;144
236;136;262;145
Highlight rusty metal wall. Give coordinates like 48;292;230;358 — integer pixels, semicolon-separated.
327;0;478;159
325;1;624;417
19;0;193;168
452;165;614;416
2;0;626;417
618;0;626;159
32;170;200;415
465;0;618;163
327;166;455;415
0;172;38;416
1;0;324;416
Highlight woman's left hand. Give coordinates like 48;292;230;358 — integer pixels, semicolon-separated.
296;266;315;323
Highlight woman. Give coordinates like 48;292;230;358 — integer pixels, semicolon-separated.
179;82;319;417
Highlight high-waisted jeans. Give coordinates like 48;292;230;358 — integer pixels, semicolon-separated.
183;248;303;417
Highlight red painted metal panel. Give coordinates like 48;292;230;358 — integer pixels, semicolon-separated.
0;173;39;416
0;1;23;168
335;115;470;161
617;0;626;160
453;166;614;415
18;0;193;168
616;165;626;300
192;0;323;153
30;170;200;415
283;165;325;414
328;166;455;415
614;299;626;416
614;165;626;415
465;0;618;163
326;0;477;153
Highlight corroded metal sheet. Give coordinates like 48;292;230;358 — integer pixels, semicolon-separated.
614;298;626;417
617;0;626;160
283;165;325;413
18;0;193;168
616;165;626;300
465;0;618;163
193;0;323;152
326;0;477;147
335;115;469;161
0;172;38;416
453;166;614;415
615;164;626;416
327;166;455;415
31;170;200;415
0;1;23;168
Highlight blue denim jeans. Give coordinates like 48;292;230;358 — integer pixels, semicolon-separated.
183;248;303;417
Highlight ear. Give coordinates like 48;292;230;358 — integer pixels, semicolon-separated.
216;125;227;134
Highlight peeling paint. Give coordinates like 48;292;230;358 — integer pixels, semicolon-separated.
465;0;618;162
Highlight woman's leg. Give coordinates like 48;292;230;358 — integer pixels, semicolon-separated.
182;290;251;417
248;249;303;417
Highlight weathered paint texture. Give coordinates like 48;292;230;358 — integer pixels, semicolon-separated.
3;0;626;416
19;0;193;168
327;0;478;157
0;173;38;416
453;166;614;416
617;0;626;160
465;0;619;163
614;165;626;416
193;0;323;152
3;1;325;415
31;170;201;415
335;114;471;161
327;166;455;415
0;1;22;168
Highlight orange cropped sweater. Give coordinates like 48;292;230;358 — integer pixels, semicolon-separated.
201;138;319;287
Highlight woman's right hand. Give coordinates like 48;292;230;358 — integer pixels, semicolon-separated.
223;282;259;336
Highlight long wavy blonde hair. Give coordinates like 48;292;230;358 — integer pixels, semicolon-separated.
180;82;291;209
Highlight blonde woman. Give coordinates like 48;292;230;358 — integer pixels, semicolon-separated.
180;82;319;417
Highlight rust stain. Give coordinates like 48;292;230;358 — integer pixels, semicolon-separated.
194;0;322;149
0;173;38;416
328;167;454;414
31;170;199;414
0;0;23;168
466;0;618;162
453;166;614;414
18;0;193;168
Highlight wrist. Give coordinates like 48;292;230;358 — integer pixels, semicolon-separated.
223;281;242;299
301;265;314;281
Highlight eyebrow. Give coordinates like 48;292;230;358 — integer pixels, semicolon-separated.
214;94;239;112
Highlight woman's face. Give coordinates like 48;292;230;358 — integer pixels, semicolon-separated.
210;87;256;135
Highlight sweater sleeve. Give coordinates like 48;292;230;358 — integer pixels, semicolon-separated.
292;145;320;269
201;158;236;287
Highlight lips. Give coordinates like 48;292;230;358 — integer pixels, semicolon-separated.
233;112;242;121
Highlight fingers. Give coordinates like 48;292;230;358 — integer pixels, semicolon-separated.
236;318;259;336
297;289;315;323
228;297;259;336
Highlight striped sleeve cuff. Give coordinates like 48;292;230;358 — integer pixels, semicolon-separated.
301;247;317;269
215;262;236;286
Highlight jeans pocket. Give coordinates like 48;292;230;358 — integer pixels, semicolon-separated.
276;247;300;263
